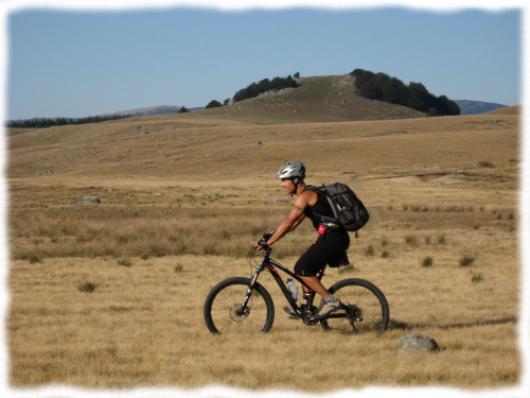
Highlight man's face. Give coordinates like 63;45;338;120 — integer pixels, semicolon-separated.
280;178;295;194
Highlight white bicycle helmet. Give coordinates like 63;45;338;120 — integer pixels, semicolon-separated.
276;160;306;180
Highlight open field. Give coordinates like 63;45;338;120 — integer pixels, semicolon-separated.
7;109;520;390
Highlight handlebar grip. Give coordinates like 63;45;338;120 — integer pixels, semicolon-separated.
257;237;269;248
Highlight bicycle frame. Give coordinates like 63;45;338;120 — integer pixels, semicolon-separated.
243;250;325;318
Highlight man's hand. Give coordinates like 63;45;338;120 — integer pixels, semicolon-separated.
254;233;272;251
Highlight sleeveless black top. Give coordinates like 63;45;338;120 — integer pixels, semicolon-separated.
304;190;335;230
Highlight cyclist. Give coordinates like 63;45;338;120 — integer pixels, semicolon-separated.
257;160;350;320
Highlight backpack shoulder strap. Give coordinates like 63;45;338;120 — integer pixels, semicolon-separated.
304;184;321;192
305;184;341;222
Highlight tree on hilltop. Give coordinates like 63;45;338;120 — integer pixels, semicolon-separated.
206;100;222;109
382;77;408;105
406;82;430;111
178;106;189;113
6;114;130;128
232;74;300;103
351;68;460;116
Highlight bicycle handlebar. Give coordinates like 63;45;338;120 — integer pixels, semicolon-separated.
256;232;273;252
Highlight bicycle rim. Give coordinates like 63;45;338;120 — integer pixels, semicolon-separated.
321;279;389;334
208;281;271;334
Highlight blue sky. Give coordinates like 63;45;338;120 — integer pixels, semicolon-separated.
7;7;521;119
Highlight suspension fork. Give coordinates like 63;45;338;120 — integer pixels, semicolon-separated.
240;261;265;310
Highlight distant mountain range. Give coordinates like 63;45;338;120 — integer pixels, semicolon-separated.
453;100;507;115
109;105;179;116
108;105;204;117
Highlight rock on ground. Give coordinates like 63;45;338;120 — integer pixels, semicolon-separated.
399;334;440;352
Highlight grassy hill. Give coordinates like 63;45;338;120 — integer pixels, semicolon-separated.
190;74;425;123
7;110;518;180
487;105;520;115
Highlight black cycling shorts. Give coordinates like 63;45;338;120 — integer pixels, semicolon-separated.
294;230;350;276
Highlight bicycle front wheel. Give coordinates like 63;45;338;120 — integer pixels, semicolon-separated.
320;278;389;334
204;277;275;334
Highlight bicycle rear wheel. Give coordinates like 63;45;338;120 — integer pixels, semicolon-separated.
204;277;275;334
320;278;389;334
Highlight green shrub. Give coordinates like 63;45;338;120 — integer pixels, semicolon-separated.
337;264;355;274
471;272;484;283
460;256;475;267
364;245;375;256
118;258;132;267
28;255;42;264
79;282;97;293
478;161;494;168
422;256;433;267
203;244;219;256
174;264;184;273
381;250;390;258
405;235;418;246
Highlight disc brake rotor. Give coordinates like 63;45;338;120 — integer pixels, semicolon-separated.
229;304;249;322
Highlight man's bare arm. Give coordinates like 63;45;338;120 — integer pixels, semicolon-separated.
288;212;305;231
266;194;309;246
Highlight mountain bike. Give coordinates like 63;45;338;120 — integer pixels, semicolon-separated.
203;233;390;334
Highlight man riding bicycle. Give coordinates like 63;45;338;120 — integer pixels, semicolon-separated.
257;160;350;320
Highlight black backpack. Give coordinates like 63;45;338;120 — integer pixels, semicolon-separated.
308;182;370;236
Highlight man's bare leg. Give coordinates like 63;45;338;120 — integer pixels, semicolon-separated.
299;276;331;299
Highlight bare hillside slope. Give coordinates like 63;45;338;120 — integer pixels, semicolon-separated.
8;111;518;181
487;105;520;115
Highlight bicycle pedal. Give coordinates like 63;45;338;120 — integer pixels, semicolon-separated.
283;306;301;319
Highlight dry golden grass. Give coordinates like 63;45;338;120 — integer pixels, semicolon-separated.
9;243;519;388
7;111;520;389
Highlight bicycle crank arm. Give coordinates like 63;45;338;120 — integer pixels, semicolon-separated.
325;312;349;319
